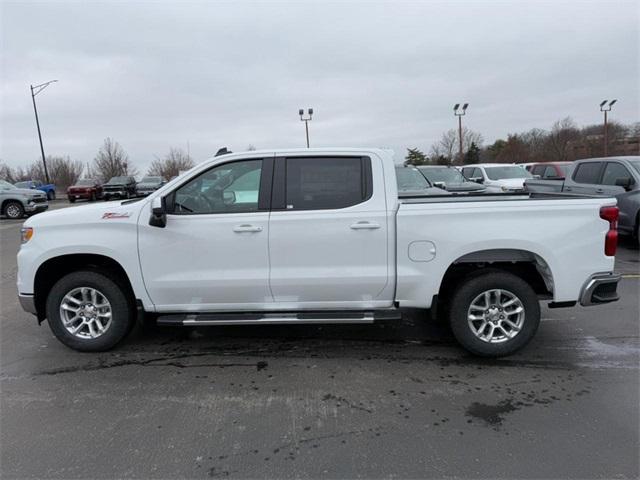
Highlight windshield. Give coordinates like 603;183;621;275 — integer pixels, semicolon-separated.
0;180;17;190
485;166;533;180
107;176;130;184
420;167;465;184
140;176;162;183
396;168;430;191
628;159;640;175
75;179;94;186
14;181;31;188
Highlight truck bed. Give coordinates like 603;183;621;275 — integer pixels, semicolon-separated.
398;191;597;204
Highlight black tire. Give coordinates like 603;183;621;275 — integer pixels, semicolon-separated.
47;190;56;200
68;197;76;203
3;201;24;219
448;270;540;357
45;271;134;352
89;192;96;202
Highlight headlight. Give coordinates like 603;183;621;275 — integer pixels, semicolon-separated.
21;227;33;244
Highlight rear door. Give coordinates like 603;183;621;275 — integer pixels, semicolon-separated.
268;155;392;309
566;161;604;194
599;161;636;231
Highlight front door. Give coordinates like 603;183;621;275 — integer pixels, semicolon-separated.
138;157;274;311
268;155;393;309
599;161;637;232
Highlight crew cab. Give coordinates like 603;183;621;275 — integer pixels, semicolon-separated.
525;156;640;244
14;179;56;200
17;148;621;357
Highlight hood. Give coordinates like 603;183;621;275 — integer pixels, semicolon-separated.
442;182;486;192
24;198;146;228
11;187;45;197
486;178;527;189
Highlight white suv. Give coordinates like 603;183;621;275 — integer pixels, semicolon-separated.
461;163;533;192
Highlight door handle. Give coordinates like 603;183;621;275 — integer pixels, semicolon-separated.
350;221;381;230
595;188;604;194
233;224;263;233
564;186;572;192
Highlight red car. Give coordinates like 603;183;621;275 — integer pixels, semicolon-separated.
529;162;573;179
67;179;103;202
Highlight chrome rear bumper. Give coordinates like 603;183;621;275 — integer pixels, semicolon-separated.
579;273;621;306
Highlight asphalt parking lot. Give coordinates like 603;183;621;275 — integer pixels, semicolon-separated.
1;201;638;479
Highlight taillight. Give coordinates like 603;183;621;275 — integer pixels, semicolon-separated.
600;206;619;256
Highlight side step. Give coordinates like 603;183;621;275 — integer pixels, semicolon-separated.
156;309;401;326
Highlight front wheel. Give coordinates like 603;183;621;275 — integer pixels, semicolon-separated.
45;271;134;351
3;201;24;219
448;270;540;357
68;197;76;203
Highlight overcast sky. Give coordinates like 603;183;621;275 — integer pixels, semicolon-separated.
1;0;638;172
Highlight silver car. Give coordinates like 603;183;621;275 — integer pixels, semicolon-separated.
0;180;48;219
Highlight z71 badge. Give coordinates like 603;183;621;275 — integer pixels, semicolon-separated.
102;212;131;219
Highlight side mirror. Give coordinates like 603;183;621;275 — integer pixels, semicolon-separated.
533;174;541;179
471;177;484;184
149;196;167;228
433;181;446;189
615;177;632;191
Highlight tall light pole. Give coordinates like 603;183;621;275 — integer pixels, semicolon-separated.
599;99;617;157
30;80;58;184
299;108;313;148
453;103;468;163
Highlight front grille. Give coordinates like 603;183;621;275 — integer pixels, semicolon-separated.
32;197;47;204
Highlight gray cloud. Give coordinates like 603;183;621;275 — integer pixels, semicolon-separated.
1;0;638;172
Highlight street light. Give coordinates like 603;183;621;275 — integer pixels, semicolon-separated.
30;80;58;184
600;99;617;157
453;103;468;163
299;108;313;148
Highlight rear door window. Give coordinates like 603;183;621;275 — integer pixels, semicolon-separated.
601;162;634;186
572;162;603;184
282;157;371;210
531;165;545;176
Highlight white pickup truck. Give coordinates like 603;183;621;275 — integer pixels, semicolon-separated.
17;148;621;357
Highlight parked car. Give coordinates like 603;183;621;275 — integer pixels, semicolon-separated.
461;164;533;192
67;179;103;203
0;180;48;219
418;165;486;193
529;162;573;180
525;156;640;244
14;180;56;200
136;176;166;196
395;166;451;196
102;176;137;200
18;148;620;357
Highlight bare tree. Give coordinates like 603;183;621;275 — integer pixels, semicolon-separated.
430;127;484;164
92;138;136;182
544;117;580;162
45;156;84;189
148;147;195;179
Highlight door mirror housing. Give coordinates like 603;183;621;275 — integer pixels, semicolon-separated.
149;196;167;228
614;177;633;191
433;181;446;189
470;177;484;184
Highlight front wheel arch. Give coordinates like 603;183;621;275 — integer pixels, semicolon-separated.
34;254;136;322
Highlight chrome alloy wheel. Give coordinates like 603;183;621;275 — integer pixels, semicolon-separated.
5;204;22;218
59;287;112;339
467;289;525;343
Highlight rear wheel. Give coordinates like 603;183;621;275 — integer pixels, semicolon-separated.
45;271;134;351
89;192;96;202
448;270;540;357
47;190;56;200
68;197;76;203
3;201;24;219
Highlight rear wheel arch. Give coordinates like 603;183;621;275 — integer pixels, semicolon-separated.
34;254;136;321
437;248;554;301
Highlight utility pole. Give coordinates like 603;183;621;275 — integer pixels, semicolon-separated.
30;80;58;184
599;99;617;157
453;103;468;164
299;108;313;148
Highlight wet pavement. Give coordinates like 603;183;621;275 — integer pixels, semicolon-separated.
1;206;638;478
